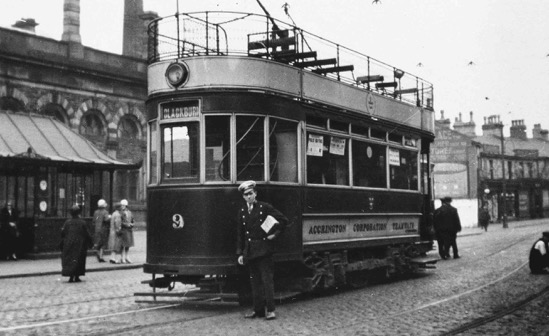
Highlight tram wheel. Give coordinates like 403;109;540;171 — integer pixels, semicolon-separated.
347;271;370;289
304;254;332;291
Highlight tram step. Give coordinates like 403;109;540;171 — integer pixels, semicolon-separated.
409;256;438;267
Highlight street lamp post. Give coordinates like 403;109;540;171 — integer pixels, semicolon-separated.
499;122;508;228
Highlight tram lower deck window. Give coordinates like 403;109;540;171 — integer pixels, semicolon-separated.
389;148;418;190
162;123;199;182
353;141;386;188
306;133;348;185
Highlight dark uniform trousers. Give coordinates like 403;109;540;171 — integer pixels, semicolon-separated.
248;254;275;314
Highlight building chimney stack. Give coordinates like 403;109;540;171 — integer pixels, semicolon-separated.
453;111;476;137
123;0;158;59
437;110;451;129
481;115;503;137
62;0;81;43
12;18;38;33
532;123;549;141
61;0;84;58
510;119;527;140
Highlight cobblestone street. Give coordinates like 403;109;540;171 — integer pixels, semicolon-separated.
1;220;549;335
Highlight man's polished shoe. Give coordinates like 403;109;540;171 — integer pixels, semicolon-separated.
454;255;461;259
265;311;276;320
244;311;264;319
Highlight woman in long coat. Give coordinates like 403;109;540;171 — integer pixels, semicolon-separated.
108;203;122;263
60;205;92;283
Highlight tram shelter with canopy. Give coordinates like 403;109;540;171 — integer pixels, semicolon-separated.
0;111;140;255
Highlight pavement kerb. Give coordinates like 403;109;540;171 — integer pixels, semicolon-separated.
0;264;143;280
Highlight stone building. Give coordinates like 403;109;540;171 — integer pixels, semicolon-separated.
0;0;156;218
432;111;549;228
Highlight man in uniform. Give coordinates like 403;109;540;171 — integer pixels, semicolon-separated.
433;197;462;259
236;180;287;320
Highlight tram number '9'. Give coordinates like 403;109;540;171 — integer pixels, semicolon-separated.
172;214;184;229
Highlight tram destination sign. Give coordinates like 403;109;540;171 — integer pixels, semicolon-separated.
161;100;200;120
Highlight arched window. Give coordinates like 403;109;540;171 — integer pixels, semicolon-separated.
41;103;68;124
80;111;106;137
118;116;140;140
0;97;25;112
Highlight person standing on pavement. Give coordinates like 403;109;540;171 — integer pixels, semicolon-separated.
529;231;549;274
478;203;491;232
60;205;93;283
433;197;462;259
108;203;122;264
92;199;111;262
236;181;288;320
0;200;20;261
118;199;135;264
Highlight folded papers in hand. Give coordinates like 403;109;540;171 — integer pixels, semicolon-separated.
261;215;279;234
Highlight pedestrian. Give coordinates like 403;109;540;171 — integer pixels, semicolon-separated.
236;181;288;320
529;231;549;274
92;199;111;262
0;200;20;261
118;199;135;264
60;205;93;283
478;203;491;232
433;197;462;259
108;202;122;263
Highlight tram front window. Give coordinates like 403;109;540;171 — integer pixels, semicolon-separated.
162;123;199;182
205;116;230;181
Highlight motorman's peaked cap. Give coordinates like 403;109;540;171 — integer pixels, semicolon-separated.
238;180;256;193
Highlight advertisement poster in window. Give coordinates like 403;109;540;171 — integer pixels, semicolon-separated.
329;137;346;156
389;148;400;166
307;134;324;157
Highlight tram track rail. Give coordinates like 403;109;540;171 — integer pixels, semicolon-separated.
442;284;549;335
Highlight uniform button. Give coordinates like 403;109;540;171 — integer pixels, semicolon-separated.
246;231;249;234
248;238;251;241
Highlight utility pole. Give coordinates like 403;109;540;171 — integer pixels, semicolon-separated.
499;121;508;228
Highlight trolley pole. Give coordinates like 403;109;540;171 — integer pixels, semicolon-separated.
499;122;508;229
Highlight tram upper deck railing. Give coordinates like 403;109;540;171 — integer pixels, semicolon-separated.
147;11;434;110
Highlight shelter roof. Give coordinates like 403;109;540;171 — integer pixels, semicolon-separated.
0;111;137;169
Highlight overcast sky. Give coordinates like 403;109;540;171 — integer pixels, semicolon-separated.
1;0;548;137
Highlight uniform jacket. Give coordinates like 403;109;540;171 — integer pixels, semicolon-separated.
433;203;461;234
236;201;288;261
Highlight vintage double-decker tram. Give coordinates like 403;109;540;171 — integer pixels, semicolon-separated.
138;11;436;303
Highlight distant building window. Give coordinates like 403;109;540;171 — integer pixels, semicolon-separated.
80;111;106;137
118;116;140;140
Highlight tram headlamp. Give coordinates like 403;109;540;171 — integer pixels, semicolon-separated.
165;62;189;87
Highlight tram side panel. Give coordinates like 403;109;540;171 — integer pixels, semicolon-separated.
302;187;426;252
145;185;303;276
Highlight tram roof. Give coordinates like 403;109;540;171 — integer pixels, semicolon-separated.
0;111;137;170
